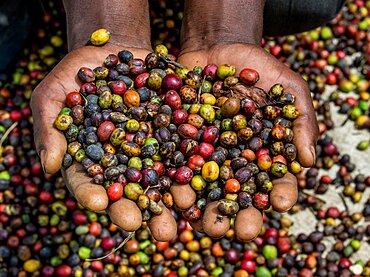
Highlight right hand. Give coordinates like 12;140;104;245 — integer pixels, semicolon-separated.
31;44;178;241
178;43;319;241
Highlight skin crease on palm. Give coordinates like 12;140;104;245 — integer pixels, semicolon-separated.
31;41;318;241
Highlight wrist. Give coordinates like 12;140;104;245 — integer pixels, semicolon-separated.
68;44;152;63
67;30;152;53
64;0;152;52
180;0;265;54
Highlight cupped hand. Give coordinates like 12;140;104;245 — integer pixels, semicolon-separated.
178;43;319;241
31;44;177;241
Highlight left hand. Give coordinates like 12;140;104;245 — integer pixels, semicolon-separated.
31;45;178;242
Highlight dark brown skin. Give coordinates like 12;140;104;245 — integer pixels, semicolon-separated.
202;202;230;238
270;173;299;213
148;201;177;241
235;206;263;241
170;183;197;210
63;0;152;52
31;0;179;241
108;198;142;231
178;0;318;239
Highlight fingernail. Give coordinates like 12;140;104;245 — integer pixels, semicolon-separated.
40;150;47;173
310;145;316;162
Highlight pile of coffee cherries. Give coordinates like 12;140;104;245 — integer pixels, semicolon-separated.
0;0;369;276
55;46;301;227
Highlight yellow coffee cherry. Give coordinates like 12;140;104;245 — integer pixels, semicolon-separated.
154;44;168;56
50;35;63;47
24;259;41;273
90;29;110;46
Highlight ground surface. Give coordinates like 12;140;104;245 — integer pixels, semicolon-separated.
287;86;370;261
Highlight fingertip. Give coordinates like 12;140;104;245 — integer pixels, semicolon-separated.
204;225;230;240
149;202;177;242
74;184;109;212
308;145;316;166
235;206;263;242
289;82;318;168
109;199;142;232
271;173;298;213
32;90;69;174
202;202;230;239
292;126;316;168
36;123;67;174
170;183;196;210
42;144;67;174
62;163;108;212
298;145;316;168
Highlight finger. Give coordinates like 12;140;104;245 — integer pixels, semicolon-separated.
202;202;230;239
188;212;204;233
189;217;204;233
149;201;177;242
108;198;142;232
234;206;263;241
62;162;108;212
31;83;69;174
236;49;318;167
170;183;196;210
270;172;298;213
287;79;319;167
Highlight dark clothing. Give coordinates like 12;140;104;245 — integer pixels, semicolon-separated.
0;0;34;72
264;0;347;36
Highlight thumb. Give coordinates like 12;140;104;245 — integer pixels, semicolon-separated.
31;83;67;174
287;79;318;167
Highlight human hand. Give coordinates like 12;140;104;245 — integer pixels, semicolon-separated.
30;0;181;242
31;45;177;241
178;43;319;240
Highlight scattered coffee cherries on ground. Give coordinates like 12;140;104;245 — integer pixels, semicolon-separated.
1;0;370;276
54;45;302;229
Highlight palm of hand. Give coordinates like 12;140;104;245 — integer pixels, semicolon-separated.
32;45;150;172
178;44;318;240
